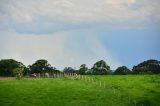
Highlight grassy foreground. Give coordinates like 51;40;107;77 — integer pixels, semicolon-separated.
91;75;160;106
0;78;129;106
0;75;159;106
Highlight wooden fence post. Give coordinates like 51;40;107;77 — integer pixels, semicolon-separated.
100;81;102;87
92;78;94;84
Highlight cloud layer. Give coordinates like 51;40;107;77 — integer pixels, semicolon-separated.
0;0;159;33
0;0;159;70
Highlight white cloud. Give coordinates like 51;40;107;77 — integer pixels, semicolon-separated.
0;30;121;70
105;0;136;8
0;0;159;33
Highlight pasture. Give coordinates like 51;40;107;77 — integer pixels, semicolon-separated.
90;75;160;106
0;75;159;106
0;78;128;106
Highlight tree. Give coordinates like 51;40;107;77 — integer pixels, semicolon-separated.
23;66;31;76
63;67;75;73
91;60;111;75
0;59;25;76
85;69;94;75
77;64;88;74
114;66;131;75
132;59;160;74
29;59;56;73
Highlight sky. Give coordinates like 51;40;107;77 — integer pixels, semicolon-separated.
0;0;160;70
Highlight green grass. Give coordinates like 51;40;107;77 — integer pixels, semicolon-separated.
0;78;129;106
0;75;159;106
90;75;160;106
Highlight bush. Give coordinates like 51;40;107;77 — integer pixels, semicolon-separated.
13;68;24;79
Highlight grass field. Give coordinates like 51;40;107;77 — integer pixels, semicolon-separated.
0;75;159;106
0;78;129;106
90;75;160;106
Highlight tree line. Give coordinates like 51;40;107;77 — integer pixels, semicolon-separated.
0;59;160;77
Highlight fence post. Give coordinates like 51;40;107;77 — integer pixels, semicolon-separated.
58;72;61;78
43;73;45;78
92;78;94;84
58;72;60;78
100;81;102;87
57;73;59;78
53;72;55;78
38;73;40;78
55;72;56;78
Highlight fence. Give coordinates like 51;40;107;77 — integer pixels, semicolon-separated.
78;75;140;106
27;72;139;106
27;72;77;78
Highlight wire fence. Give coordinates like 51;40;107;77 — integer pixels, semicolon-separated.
75;74;138;106
26;72;139;106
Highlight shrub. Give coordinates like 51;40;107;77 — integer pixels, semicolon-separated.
13;68;24;79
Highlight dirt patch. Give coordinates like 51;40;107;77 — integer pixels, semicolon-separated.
0;77;15;80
